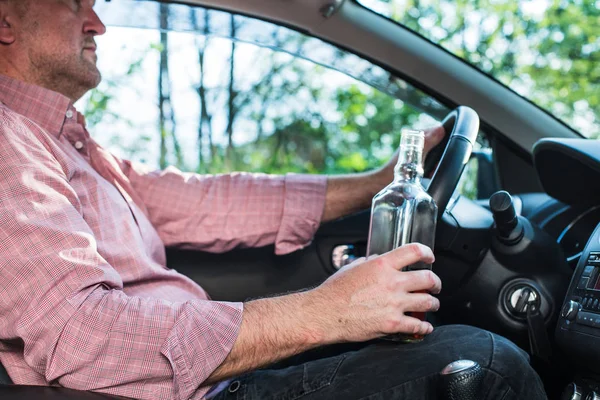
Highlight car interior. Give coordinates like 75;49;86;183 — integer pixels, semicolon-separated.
0;0;598;399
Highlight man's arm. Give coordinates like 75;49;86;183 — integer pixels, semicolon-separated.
321;126;445;222
0;113;244;400
117;161;327;255
205;243;441;385
114;126;443;255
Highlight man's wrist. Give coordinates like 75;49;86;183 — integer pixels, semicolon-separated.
245;290;331;348
364;169;389;204
291;290;331;346
322;169;390;222
206;290;330;384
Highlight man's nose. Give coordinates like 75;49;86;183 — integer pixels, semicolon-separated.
84;9;107;36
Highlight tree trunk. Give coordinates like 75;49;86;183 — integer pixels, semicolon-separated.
225;14;237;171
158;4;183;170
158;6;168;169
190;9;215;172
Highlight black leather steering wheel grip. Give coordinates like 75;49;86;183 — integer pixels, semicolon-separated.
424;106;480;217
439;359;484;400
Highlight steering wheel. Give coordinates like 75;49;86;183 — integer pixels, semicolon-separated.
417;107;571;347
423;106;480;217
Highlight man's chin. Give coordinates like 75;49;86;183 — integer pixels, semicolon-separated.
69;69;102;101
82;63;102;89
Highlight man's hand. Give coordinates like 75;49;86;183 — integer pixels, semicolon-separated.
374;125;446;189
309;243;440;343
206;243;440;384
322;125;446;222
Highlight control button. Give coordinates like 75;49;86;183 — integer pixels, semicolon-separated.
576;311;600;328
593;299;599;310
577;277;589;289
583;266;595;277
586;391;600;400
562;382;582;400
588;254;600;265
582;298;589;308
228;380;241;393
562;301;580;321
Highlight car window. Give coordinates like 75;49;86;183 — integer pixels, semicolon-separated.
357;0;600;139
82;1;490;198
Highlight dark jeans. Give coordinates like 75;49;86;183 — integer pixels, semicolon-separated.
213;325;547;400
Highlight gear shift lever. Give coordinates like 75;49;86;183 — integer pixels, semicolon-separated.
490;190;524;245
439;360;484;400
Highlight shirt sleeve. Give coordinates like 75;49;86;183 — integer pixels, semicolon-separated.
0;110;243;400
117;160;328;255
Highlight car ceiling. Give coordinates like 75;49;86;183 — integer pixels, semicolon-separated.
103;0;581;153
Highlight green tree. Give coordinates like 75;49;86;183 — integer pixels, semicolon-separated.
375;0;599;137
82;1;594;203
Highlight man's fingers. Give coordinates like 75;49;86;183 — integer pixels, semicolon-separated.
394;316;434;336
382;243;435;270
398;269;442;294
423;125;445;156
402;292;441;312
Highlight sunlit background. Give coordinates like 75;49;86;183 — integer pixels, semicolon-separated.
77;0;599;200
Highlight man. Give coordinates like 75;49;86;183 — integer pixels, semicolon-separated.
0;0;547;399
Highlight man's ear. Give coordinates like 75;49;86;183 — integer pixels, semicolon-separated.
0;8;16;45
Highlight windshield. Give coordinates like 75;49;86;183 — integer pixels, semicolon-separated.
357;0;599;139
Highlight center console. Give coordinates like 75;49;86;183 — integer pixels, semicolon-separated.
556;223;600;399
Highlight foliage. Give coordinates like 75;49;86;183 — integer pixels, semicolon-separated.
367;0;599;138
81;1;597;204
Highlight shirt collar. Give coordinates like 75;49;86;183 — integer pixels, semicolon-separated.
0;74;78;138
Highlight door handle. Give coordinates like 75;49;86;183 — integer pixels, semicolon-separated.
331;244;359;270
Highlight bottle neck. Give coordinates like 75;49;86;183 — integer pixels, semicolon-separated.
393;146;424;183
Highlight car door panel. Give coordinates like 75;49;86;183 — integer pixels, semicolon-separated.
166;211;371;301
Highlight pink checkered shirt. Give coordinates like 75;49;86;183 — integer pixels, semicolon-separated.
0;74;327;399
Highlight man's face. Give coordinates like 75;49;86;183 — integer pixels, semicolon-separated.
9;0;106;100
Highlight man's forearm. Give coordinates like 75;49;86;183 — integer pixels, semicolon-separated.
321;126;445;223
205;243;442;385
321;171;386;222
205;291;328;385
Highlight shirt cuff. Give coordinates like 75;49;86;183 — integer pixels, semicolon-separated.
274;174;327;255
160;301;243;400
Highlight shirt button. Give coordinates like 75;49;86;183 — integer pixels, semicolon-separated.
228;380;241;393
66;110;74;119
74;141;84;150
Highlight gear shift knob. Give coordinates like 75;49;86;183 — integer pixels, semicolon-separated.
439;360;484;400
490;190;524;244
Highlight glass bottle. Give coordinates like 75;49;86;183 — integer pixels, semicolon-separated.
366;129;438;341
